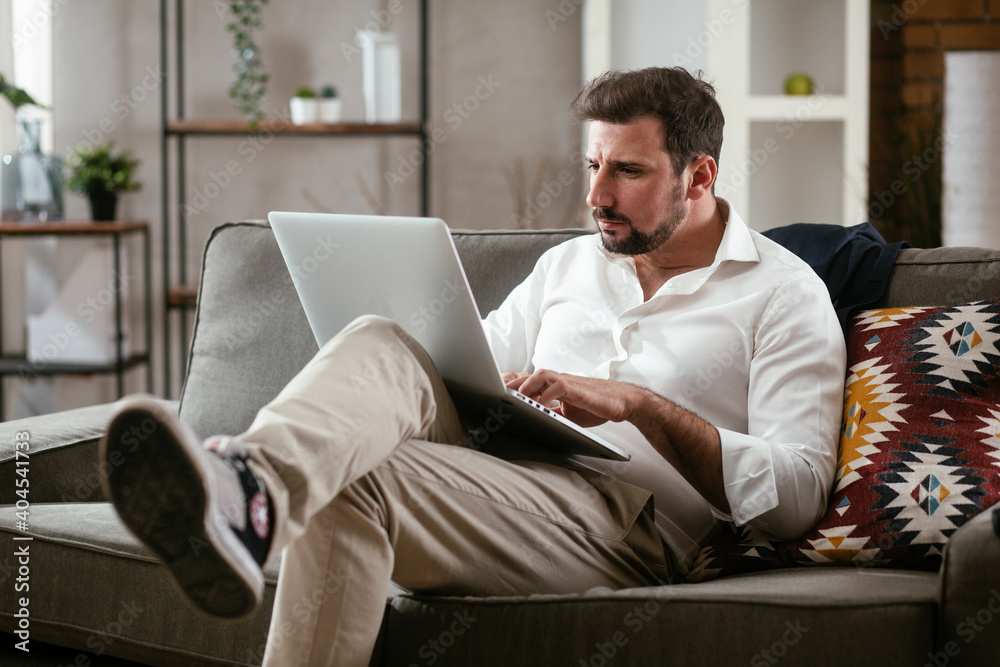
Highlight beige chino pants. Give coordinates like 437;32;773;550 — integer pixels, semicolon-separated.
235;315;669;666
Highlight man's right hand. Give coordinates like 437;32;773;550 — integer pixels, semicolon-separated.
501;372;532;389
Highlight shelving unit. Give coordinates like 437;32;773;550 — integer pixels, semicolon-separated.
0;220;153;420
159;0;430;396
705;0;870;230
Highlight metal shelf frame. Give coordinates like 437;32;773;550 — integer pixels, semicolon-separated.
159;0;431;397
0;220;154;420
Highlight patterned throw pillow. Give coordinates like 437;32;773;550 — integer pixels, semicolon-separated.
686;297;1000;582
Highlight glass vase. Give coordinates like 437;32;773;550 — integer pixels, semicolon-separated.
1;118;64;222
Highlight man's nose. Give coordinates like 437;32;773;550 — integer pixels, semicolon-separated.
586;170;613;209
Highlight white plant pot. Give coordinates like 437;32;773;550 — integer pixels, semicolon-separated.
319;99;342;124
290;97;319;125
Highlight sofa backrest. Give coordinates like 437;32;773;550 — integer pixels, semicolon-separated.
178;222;590;438
179;222;1000;439
875;246;1000;308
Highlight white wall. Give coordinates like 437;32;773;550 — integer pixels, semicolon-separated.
610;0;707;72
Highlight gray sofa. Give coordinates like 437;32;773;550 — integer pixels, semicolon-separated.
2;221;1000;666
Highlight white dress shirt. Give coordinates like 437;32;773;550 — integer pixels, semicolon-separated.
482;201;847;573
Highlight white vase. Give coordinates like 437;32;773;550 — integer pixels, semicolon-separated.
358;30;401;124
319;98;342;124
290;97;319;125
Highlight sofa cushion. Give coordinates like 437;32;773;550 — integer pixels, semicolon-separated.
0;503;279;666
876;246;1000;308
179;223;591;440
0;400;176;505
379;568;937;667
687;297;1000;581
0;505;937;667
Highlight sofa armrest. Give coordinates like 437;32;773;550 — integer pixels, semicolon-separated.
938;508;1000;665
0;399;178;505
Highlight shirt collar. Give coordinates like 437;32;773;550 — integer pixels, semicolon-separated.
713;198;760;265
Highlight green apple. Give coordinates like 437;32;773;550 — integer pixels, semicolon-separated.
784;73;814;96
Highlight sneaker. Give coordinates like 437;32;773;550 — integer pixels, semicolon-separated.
100;396;272;619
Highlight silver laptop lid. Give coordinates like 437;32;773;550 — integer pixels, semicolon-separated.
267;211;505;395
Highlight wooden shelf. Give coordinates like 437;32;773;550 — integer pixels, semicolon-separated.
0;220;149;236
165;119;423;136
167;285;198;308
0;354;150;376
744;95;850;122
706;0;869;228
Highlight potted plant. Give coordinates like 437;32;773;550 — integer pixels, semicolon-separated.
65;143;141;221
226;0;269;127
290;86;318;125
319;85;341;124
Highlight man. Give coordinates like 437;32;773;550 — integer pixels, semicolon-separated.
102;67;846;666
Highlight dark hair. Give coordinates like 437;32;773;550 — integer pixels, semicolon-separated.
570;67;725;177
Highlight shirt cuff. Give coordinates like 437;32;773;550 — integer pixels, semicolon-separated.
716;427;779;525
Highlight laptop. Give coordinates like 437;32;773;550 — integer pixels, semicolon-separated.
267;211;629;461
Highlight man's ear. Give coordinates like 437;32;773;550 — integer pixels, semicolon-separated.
686;156;717;200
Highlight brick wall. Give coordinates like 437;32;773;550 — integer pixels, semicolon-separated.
869;0;1000;246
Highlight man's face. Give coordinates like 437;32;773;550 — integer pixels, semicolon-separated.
585;116;688;256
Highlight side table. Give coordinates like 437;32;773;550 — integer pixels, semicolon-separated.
0;221;153;420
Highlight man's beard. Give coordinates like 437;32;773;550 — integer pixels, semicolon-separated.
594;186;686;256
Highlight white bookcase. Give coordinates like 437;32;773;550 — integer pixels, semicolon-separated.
705;0;870;230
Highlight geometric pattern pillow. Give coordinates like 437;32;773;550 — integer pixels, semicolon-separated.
686;297;1000;582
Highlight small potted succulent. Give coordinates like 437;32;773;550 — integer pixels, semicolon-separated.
319;85;341;123
289;86;318;125
65;143;142;221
